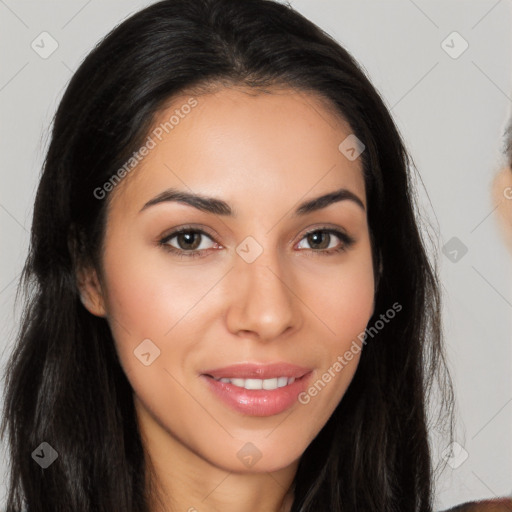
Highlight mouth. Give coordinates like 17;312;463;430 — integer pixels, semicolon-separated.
200;362;313;416
201;361;311;383
204;375;301;391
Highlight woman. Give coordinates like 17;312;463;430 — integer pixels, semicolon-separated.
434;88;512;512
444;499;512;511
1;0;456;510
492;118;512;255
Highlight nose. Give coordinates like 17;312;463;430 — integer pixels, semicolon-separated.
224;246;303;342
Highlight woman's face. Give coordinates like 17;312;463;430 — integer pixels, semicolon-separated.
81;86;375;474
493;165;512;254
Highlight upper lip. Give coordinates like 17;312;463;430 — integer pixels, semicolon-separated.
202;362;312;380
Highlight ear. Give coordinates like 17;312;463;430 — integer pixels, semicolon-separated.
76;266;107;317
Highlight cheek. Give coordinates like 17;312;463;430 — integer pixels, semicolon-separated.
296;245;374;419
325;267;374;332
302;244;375;343
98;240;228;391
98;247;223;435
100;241;223;338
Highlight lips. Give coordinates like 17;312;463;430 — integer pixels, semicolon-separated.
201;362;311;380
200;362;313;416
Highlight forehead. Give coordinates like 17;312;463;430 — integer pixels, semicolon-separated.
107;86;366;217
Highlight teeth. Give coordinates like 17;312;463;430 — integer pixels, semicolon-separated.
262;378;278;390
245;378;262;390
278;376;289;387
215;376;296;390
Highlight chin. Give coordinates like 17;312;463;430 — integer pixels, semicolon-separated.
204;437;306;475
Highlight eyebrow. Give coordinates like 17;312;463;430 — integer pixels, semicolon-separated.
140;187;365;216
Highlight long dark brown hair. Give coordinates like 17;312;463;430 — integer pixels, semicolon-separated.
1;0;455;510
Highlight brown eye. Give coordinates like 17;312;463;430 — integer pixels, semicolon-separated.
296;228;355;255
159;228;219;259
305;231;332;250
173;231;203;251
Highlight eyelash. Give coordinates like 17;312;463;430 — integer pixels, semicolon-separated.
158;225;355;260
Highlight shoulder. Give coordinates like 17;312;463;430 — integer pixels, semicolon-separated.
441;498;512;511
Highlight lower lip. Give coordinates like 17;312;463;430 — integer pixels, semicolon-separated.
201;373;313;417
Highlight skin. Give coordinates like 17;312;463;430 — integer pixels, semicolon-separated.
444;498;512;511
492;166;512;255
78;86;376;512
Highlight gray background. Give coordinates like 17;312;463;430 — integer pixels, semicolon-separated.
0;0;511;509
